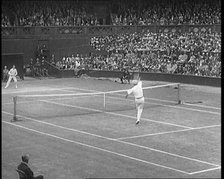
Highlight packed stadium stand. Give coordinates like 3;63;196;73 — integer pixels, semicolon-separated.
2;0;221;81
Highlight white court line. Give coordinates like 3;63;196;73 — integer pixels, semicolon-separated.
2;110;220;168
3;85;221;174
188;166;221;175
116;125;221;140
108;95;221;115
62;87;221;115
2;97;192;129
144;97;221;110
3;87;219;131
2;93;99;105
40;99;193;129
182;102;221;110
35;86;219;117
1;87;76;95
2;92;221;116
3;85;221;115
2;120;190;175
59;88;221;115
2;82;221;111
107;111;193;129
2;111;115;141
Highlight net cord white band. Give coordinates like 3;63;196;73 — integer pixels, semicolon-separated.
16;83;180;98
12;83;180;121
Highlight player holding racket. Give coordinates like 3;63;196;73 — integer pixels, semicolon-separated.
125;75;144;125
5;65;18;89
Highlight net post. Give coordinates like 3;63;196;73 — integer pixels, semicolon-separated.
11;96;18;122
177;83;181;104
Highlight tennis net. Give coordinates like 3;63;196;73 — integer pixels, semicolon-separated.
11;83;181;121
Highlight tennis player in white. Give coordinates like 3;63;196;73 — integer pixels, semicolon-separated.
125;77;144;125
5;65;18;89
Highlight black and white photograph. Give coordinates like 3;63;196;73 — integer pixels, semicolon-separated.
2;0;221;178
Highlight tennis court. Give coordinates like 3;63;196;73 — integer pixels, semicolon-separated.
2;77;221;179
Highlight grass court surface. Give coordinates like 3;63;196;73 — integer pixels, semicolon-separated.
2;77;221;179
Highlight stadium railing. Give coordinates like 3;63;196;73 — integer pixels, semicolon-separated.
2;25;221;39
44;60;62;78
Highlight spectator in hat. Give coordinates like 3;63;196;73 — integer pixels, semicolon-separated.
17;154;44;179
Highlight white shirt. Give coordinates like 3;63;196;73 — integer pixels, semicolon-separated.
75;61;80;68
127;81;143;98
8;68;17;77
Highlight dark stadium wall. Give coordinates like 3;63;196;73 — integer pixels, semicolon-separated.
139;72;221;87
84;70;221;87
48;38;94;60
1;37;94;64
41;69;221;87
1;39;35;63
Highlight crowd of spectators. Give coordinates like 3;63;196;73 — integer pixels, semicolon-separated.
2;0;221;27
3;0;220;77
53;54;88;70
88;30;221;77
110;0;221;25
26;28;220;78
50;28;221;77
2;1;99;27
50;51;221;77
27;57;49;77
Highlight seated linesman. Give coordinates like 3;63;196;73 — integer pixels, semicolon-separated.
120;68;131;84
17;154;44;179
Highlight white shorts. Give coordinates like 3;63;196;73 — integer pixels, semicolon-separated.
8;75;17;82
135;97;145;105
